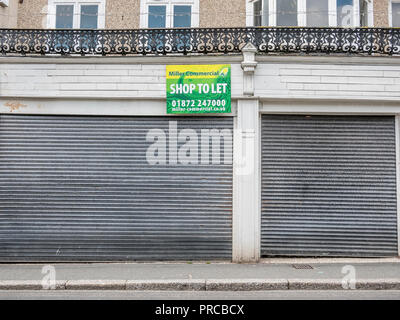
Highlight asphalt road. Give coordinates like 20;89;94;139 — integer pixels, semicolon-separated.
0;290;400;300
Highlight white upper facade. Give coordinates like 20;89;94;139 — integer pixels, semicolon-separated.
139;0;199;28
47;0;106;29
246;0;374;27
43;0;400;29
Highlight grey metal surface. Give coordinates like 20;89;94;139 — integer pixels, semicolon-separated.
0;115;233;262
261;115;398;257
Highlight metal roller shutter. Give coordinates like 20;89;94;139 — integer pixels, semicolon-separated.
0;115;233;262
261;115;398;257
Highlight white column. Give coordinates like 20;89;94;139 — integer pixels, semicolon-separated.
269;0;276;26
241;43;258;96
367;0;374;27
353;0;361;27
329;0;337;27
298;0;307;27
246;0;254;26
232;43;260;263
396;115;400;257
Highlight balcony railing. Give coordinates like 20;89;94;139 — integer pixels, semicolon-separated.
1;27;400;56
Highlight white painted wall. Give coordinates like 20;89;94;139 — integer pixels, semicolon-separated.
254;57;400;101
0;56;243;99
2;56;400;103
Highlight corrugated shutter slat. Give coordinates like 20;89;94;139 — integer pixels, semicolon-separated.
261;115;398;257
0;115;233;262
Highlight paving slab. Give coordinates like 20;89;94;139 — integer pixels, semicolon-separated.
0;261;399;291
0;262;399;281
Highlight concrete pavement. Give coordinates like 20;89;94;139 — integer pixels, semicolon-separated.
0;259;400;291
1;290;400;300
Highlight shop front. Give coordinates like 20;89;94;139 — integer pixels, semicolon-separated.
1;44;400;262
0;114;233;261
260;114;397;257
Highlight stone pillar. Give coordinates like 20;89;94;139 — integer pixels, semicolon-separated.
232;43;260;263
241;43;258;96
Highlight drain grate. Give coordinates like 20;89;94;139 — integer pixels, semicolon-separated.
292;264;314;270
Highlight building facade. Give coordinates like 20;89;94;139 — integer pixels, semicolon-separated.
0;1;400;262
4;0;400;29
0;0;18;28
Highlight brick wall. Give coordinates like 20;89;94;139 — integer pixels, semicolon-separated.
106;0;140;29
17;0;47;29
199;0;246;28
374;0;389;27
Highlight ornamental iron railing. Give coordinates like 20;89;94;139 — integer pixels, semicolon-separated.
1;27;400;56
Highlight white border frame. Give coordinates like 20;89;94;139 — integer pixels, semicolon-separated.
246;0;370;27
364;0;374;27
396;115;400;257
139;0;199;28
389;0;400;27
47;0;106;29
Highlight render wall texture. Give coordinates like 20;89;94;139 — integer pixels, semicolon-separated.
254;59;400;101
200;0;246;27
374;0;389;27
0;0;18;28
106;0;140;29
17;0;47;29
0;59;243;98
1;57;400;102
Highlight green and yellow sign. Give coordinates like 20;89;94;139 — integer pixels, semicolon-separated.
166;64;231;114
